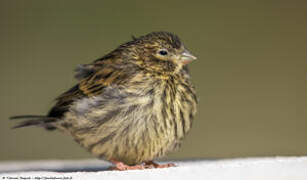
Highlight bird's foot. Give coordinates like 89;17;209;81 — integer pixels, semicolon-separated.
109;160;148;171
109;160;176;171
145;161;176;169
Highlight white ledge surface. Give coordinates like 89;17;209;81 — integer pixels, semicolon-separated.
1;157;307;180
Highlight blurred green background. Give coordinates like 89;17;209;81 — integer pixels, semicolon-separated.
0;0;306;161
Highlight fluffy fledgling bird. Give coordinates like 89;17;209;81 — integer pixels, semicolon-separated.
11;31;197;170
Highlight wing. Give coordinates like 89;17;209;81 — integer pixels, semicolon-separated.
48;58;137;119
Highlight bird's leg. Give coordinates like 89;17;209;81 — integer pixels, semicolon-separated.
109;160;147;171
109;159;176;171
145;161;176;169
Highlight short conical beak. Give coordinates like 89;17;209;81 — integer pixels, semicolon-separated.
180;49;197;64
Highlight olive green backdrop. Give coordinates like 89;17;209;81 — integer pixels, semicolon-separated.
0;0;306;161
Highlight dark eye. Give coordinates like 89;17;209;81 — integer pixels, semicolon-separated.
159;50;168;56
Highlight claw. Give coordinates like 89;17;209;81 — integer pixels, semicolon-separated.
145;161;176;168
109;160;176;171
109;160;147;171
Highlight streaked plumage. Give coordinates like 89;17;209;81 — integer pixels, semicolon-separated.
11;32;197;169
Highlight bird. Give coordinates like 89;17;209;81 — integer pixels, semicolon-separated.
10;31;198;170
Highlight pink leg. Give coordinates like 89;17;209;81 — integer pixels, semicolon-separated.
109;160;176;171
109;160;147;171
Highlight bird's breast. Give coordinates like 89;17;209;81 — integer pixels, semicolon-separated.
154;78;197;142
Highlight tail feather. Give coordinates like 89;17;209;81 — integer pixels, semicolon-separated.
10;115;58;130
10;115;48;120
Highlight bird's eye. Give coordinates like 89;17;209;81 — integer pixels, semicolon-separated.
159;50;168;56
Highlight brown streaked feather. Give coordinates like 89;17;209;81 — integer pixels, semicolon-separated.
48;58;138;119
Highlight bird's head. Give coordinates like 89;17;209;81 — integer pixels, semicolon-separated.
119;32;197;75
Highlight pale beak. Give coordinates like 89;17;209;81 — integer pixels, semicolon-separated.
180;49;197;64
